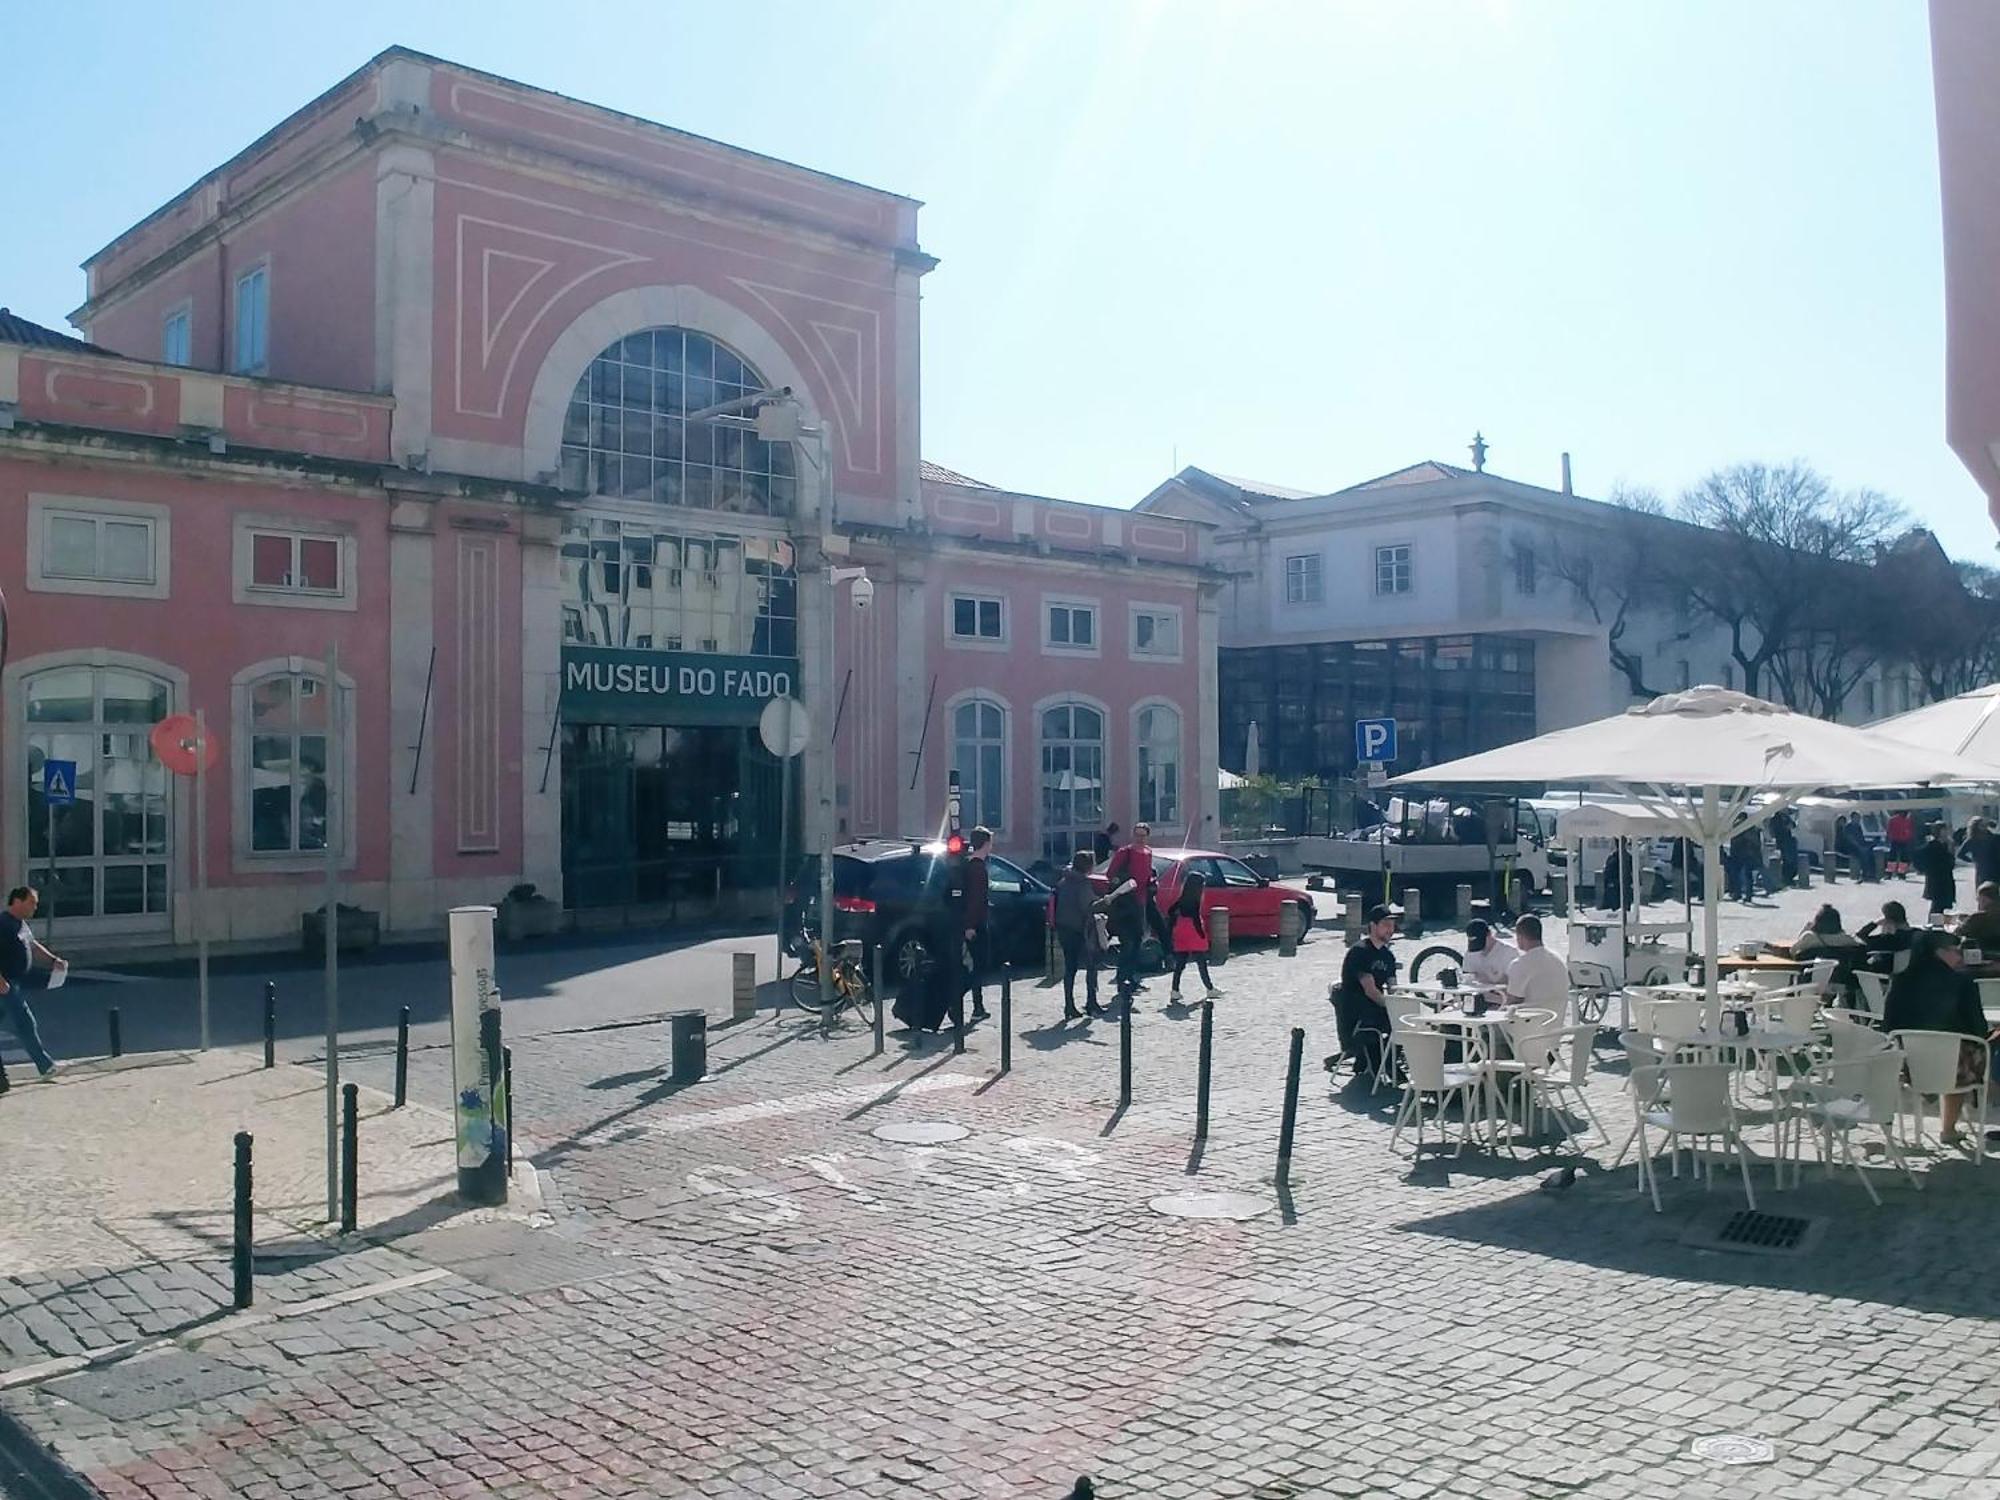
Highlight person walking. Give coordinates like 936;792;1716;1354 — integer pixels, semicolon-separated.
961;827;993;1022
1962;816;2000;890
1769;808;1800;889
1885;809;1916;879
1918;823;1959;926
1093;822;1121;865
1166;871;1222;1003
1105;823;1160;1001
1727;826;1761;903
0;885;62;1082
1051;849;1105;1020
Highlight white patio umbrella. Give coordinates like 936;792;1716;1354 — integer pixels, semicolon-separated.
1871;682;2000;770
1244;720;1262;780
1391;686;1994;1027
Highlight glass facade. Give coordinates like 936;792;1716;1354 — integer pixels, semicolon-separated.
559;518;797;658
1219;634;1537;779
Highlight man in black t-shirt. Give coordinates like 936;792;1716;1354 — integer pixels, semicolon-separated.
1329;904;1398;1082
0;885;61;1079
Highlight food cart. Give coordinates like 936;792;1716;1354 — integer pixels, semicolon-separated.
1554;799;1695;988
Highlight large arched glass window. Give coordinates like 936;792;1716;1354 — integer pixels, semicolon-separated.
1137;703;1181;827
559;328;798;515
951;698;1006;831
1040;702;1104;865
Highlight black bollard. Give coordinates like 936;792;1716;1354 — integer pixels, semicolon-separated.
107;1007;122;1059
1119;995;1133;1107
999;965;1013;1075
262;981;276;1069
1195;1000;1214;1140
339;1083;359;1233
232;1131;254;1309
503;1046;515;1177
0;1058;9;1094
393;1006;410;1108
872;943;886;1056
1276;1026;1305;1188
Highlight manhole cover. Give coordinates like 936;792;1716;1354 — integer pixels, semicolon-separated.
396;1222;625;1294
1149;1191;1269;1221
871;1121;969;1145
46;1350;265;1421
1683;1209;1823;1257
1690;1434;1777;1466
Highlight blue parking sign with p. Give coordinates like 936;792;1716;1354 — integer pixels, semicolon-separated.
42;759;78;807
1355;718;1397;765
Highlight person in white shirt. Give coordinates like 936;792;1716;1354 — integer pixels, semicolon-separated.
1505;914;1570;1017
1460;918;1519;994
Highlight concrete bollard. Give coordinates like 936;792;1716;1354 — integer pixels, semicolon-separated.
1455;884;1473;925
669;1009;708;1082
1278;900;1301;957
1825;853;1840;885
1343;892;1365;943
1551;869;1569;918
731;952;758;1022
1209;905;1231;966
1400;887;1422;939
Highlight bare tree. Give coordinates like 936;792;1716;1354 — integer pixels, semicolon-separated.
1887;556;2000;702
1541;495;1672;700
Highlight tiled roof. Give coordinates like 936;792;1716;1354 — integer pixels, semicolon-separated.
920;460;993;488
0;307;108;355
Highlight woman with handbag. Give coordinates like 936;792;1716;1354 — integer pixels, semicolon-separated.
1168;872;1223;1003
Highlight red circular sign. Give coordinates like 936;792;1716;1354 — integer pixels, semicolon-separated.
150;713;220;777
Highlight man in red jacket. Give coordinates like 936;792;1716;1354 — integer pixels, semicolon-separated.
962;827;993;1022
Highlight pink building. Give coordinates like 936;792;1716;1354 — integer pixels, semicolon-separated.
1931;0;2000;537
2;48;1214;954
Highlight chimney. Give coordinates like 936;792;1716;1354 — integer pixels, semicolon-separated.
1560;452;1573;495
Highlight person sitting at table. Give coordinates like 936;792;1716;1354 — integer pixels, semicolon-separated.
1328;904;1399;1084
1954;881;2000;953
1791;902;1866;1002
1505;914;1570;1014
1460;917;1519;994
1857;900;1916;976
1883;931;1994;1147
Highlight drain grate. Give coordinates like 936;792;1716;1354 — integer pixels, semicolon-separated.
1682;1208;1822;1257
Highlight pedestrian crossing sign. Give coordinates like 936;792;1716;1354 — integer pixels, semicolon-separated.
42;759;77;807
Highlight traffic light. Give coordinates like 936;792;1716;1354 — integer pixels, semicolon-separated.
942;771;967;908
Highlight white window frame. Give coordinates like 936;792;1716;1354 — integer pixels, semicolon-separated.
232;515;357;612
162;301;192;367
1284;553;1323;605
233;263;269;375
946;591;1008;652
25;495;171;600
1374;543;1414;597
1129;602;1184;663
948;693;1009;833
231;656;358;873
1133;698;1184;830
1042;596;1101;658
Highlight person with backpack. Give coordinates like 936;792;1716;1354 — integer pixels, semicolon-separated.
1166;871;1223;1003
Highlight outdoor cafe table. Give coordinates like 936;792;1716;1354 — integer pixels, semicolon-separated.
1715;953;1806;979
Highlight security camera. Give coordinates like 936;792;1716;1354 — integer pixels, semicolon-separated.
850;575;876;611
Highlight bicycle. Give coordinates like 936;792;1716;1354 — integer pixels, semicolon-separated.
788;933;877;1021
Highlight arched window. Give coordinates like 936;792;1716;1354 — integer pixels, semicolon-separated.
559;328;798;515
951;698;1006;831
24;665;172;922
1137;703;1182;827
237;665;352;858
1040;701;1104;865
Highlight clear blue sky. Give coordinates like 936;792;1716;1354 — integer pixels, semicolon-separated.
7;1;1991;559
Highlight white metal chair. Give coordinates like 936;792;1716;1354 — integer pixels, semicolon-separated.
1390;1029;1489;1157
1891;1029;1989;1162
1978;978;2000;1026
1853;970;1889;1018
1514;1023;1606;1151
1628;1062;1758;1213
1806;958;1839;999
1751;988;1822;1036
1377;1003;1429;1090
1645;998;1706;1050
1789;1048;1921;1203
1609;1030;1669;1166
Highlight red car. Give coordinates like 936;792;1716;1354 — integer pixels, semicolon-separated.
1090;846;1315;939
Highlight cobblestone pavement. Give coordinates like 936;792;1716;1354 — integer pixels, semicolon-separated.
6;876;1999;1499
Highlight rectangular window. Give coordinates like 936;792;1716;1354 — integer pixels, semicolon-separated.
1284;554;1322;604
233;266;268;374
950;594;1004;641
1514;544;1536;595
249;530;342;594
1374;544;1413;596
1862;681;1876;716
1047;603;1096;649
1132;608;1181;659
162;308;191;367
1676;659;1692;691
41;510;157;585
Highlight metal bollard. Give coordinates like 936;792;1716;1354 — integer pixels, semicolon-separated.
262;981;276;1069
108;1007;122;1059
669;1010;708;1081
1195;1000;1214;1140
1044;924;1060;978
731;951;757;1022
1455;883;1473;924
1209;905;1231;966
953;987;966;1055
1119;994;1133;1107
0;1057;9;1094
1276;1026;1304;1188
1400;887;1422;939
1278;901;1301;957
394;1006;410;1108
339;1083;359;1234
1000;965;1013;1075
872;944;886;1055
503;1046;515;1177
232;1131;254;1309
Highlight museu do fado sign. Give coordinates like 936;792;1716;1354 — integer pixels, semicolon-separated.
560;646;800;727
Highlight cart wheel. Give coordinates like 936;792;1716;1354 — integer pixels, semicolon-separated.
1574;990;1609;1025
1408;944;1465;983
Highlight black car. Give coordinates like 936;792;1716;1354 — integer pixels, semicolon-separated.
787;838;1054;982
